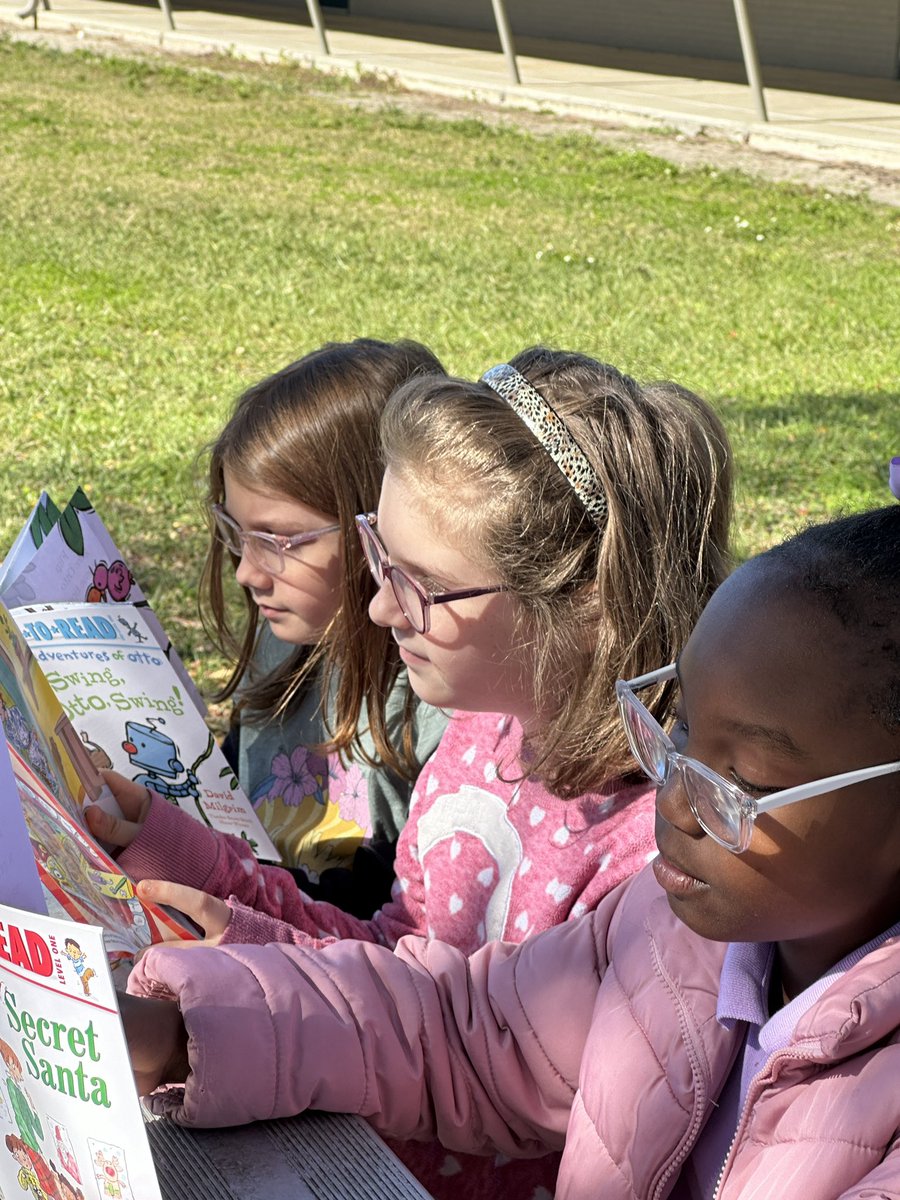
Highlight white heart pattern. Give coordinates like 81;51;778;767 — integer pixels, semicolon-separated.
529;806;546;826
449;893;464;914
545;878;573;904
477;867;494;887
462;744;478;766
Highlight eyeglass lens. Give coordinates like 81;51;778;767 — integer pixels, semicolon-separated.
214;510;286;575
620;688;748;852
357;520;427;633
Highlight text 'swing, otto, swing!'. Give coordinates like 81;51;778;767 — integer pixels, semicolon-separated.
11;601;280;862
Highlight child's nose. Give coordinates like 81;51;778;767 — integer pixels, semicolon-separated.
234;553;272;591
654;767;704;839
368;577;409;630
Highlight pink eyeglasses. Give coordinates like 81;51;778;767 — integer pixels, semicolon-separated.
355;512;508;634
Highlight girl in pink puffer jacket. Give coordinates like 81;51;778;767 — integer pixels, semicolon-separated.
124;505;900;1199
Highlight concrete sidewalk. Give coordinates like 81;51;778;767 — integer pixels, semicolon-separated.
5;0;900;170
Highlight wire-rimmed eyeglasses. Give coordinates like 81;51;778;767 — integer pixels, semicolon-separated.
211;504;340;576
355;512;508;635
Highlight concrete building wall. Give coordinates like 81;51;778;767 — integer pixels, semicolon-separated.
350;0;900;78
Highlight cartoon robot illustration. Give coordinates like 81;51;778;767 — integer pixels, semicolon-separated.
85;561;133;605
62;939;95;998
121;719;212;827
113;617;146;644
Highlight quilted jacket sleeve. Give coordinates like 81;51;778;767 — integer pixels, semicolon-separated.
118;791;429;948
126;892;620;1155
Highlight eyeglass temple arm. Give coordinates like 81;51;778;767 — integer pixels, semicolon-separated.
624;663;678;691
432;586;509;603
756;760;900;814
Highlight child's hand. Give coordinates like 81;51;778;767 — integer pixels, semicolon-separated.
136;880;232;947
85;770;153;848
118;992;190;1096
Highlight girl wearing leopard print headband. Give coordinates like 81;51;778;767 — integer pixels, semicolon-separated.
105;346;733;1200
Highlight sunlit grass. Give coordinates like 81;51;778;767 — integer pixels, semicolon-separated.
1;38;897;689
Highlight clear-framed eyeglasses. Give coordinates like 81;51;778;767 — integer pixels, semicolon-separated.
210;504;340;576
616;663;900;854
355;512;508;635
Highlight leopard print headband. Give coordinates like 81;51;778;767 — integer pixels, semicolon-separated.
481;363;609;528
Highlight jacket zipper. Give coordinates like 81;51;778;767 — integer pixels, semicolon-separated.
711;1045;816;1200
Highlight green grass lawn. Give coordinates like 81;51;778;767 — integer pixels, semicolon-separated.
1;38;897;691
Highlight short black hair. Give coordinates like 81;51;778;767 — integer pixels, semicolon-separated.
762;505;900;732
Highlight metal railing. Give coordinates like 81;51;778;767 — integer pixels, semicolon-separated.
17;0;769;122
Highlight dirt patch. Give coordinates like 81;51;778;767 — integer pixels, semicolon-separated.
5;21;900;207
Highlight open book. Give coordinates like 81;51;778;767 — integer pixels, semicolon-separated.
0;488;205;715
1;489;279;860
10;601;277;860
0;602;190;976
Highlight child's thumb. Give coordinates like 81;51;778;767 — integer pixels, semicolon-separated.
84;804;142;849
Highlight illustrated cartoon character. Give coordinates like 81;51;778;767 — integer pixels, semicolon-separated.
85;561;133;604
50;1167;82;1200
51;1124;79;1185
114;617;146;644
122;719;212;826
62;939;95;998
0;1041;44;1156
92;1152;124;1200
78;733;112;773
5;1134;45;1200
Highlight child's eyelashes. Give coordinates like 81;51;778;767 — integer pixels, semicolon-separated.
728;769;782;798
671;717;689;751
672;714;781;797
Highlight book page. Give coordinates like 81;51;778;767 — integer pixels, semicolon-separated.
0;601;194;970
0;904;162;1200
13;602;279;862
0;489;205;716
0;492;61;595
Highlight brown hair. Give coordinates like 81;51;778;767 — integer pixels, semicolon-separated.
0;1039;21;1073
200;338;446;777
380;347;733;797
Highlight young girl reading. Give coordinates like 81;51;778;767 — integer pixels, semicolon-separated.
174;339;448;915
124;504;900;1200
101;348;732;1197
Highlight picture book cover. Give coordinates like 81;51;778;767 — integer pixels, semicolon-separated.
0;902;163;1200
0;492;61;595
0;489;205;716
0;601;192;974
11;601;279;862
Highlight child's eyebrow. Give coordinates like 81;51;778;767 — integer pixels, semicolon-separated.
722;719;811;760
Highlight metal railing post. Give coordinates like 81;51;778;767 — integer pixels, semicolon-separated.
490;0;520;85
158;0;175;32
732;0;768;122
305;0;330;55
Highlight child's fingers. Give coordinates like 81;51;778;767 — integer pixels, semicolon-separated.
99;769;154;822
84;802;145;849
137;880;231;942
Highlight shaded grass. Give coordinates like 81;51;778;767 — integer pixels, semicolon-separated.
1;38;897;687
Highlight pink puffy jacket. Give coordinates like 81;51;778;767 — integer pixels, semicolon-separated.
130;867;900;1199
